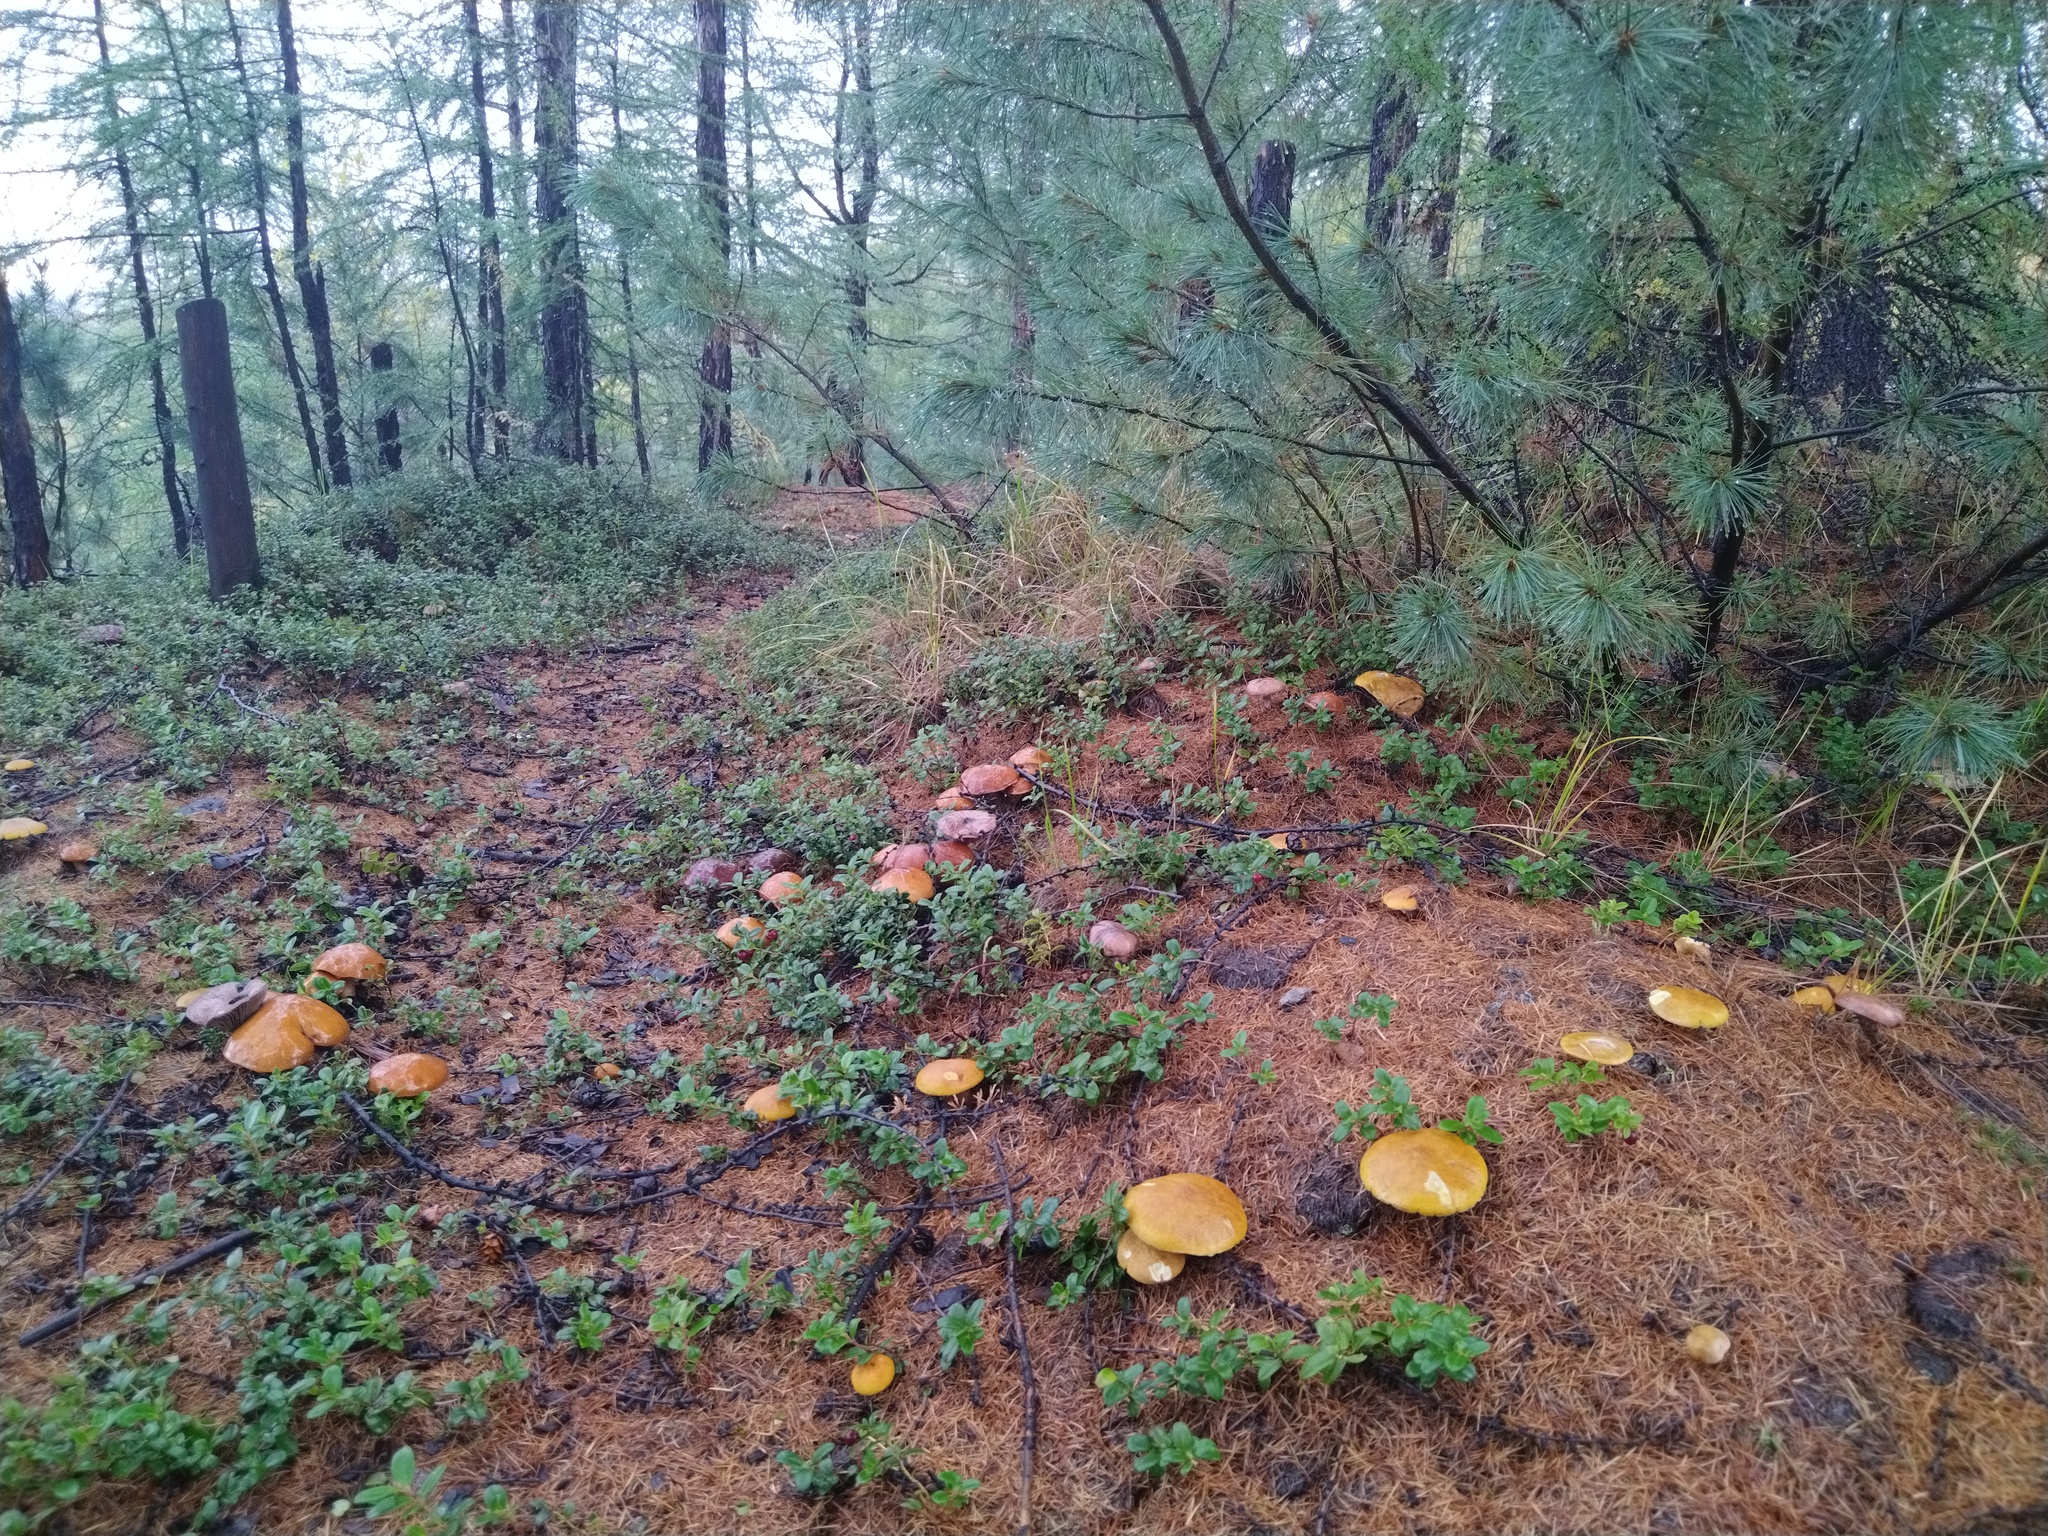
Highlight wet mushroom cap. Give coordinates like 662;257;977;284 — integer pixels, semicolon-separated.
1559;1031;1634;1066
1124;1173;1249;1256
1835;990;1906;1027
224;1005;318;1074
1381;885;1420;912
1115;1229;1186;1285
0;817;49;841
927;840;974;868
369;1052;450;1097
1088;919;1139;959
1304;690;1344;714
961;763;1025;796
872;866;935;902
1647;985;1729;1029
850;1353;896;1395
1685;1324;1732;1364
743;1083;797;1121
312;942;388;983
716;915;767;948
1353;670;1426;718
1790;985;1836;1012
759;870;806;905
934;809;997;841
259;992;351;1048
914;1057;984;1096
1359;1128;1489;1215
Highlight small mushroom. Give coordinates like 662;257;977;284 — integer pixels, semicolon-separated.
1646;985;1728;1029
3;758;34;773
57;837;98;871
1790;985;1836;1012
914;1057;984;1097
743;1083;797;1121
1353;670;1425;718
1684;1324;1731;1365
934;809;997;841
182;979;269;1032
369;1052;450;1097
1674;935;1712;963
1123;1173;1248;1257
747;848;800;875
933;789;973;812
1359;1128;1488;1215
1245;677;1287;702
716;915;768;948
1115;1228;1186;1285
1381;885;1420;913
1835;990;1906;1028
223;1004;317;1074
0;816;49;842
850;1353;896;1396
759;870;806;905
593;1062;623;1081
1088;919;1139;959
1559;1031;1633;1066
309;942;387;998
1303;690;1345;715
961;763;1025;797
1010;745;1052;774
872;866;935;902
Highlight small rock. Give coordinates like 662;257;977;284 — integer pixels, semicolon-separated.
182;979;268;1031
1278;986;1311;1009
80;623;125;645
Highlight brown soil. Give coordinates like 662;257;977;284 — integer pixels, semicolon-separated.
5;527;2047;1536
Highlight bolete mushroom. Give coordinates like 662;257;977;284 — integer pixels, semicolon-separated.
743;1083;797;1121
1559;1031;1633;1066
1790;985;1836;1012
934;809;997;841
716;915;768;948
1115;1228;1186;1285
874;843;933;872
1835;990;1906;1027
914;1057;983;1097
1359;1127;1489;1215
1821;973;1876;996
961;763;1025;797
1010;745;1052;773
1303;690;1344;715
369;1052;450;1098
933;789;973;812
760;870;806;905
250;992;351;1048
1381;885;1420;913
927;840;974;868
0;817;49;842
182;979;269;1032
1353;670;1425;718
223;1004;317;1074
1245;677;1287;702
309;942;388;998
747;848;800;875
56;837;98;871
1646;985;1728;1029
684;856;741;890
872;866;935;902
850;1353;896;1395
1685;1324;1731;1365
1123;1173;1248;1257
1088;919;1139;959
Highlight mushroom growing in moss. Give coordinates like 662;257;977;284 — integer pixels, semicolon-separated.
872;866;935;902
1359;1127;1488;1215
1685;1324;1731;1365
1559;1031;1633;1066
743;1083;797;1121
1647;985;1729;1029
1353;670;1425;718
1115;1229;1186;1285
369;1052;450;1098
961;763;1025;797
716;914;768;948
914;1058;983;1097
1123;1173;1248;1257
308;942;387;998
850;1353;896;1395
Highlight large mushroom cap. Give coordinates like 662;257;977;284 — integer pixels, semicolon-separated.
224;1003;317;1073
850;1353;896;1395
1359;1128;1489;1215
961;763;1025;797
716;915;768;949
759;870;806;906
1353;670;1426;718
0;817;48;841
1559;1031;1633;1066
872;866;935;902
1088;919;1139;959
1245;676;1287;701
914;1057;984;1096
743;1083;797;1121
256;992;350;1048
1009;745;1052;773
1124;1173;1248;1256
313;942;387;983
874;842;933;872
369;1052;450;1097
927;839;974;868
1115;1229;1186;1285
1647;985;1729;1029
934;809;997;841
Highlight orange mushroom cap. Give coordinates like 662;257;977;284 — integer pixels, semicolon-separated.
743;1083;797;1121
1360;1127;1489;1215
716;914;768;948
1304;690;1344;714
759;870;806;906
875;843;933;872
933;789;973;812
312;942;388;983
369;1052;450;1097
872;866;935;902
914;1057;984;1096
927;839;974;868
57;838;98;866
1124;1173;1248;1256
1646;985;1728;1029
255;992;351;1048
1009;745;1053;772
850;1353;896;1395
961;763;1025;796
1381;885;1420;912
224;1002;318;1074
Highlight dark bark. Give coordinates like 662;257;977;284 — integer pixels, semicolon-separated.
532;1;594;463
1365;77;1417;245
608;51;650;481
835;0;878;488
370;340;402;472
0;269;53;586
278;0;352;489
144;0;215;301
465;0;508;460
174;298;261;597
223;0;323;491
94;0;191;556
500;0;530;241
695;0;732;470
1246;139;1295;239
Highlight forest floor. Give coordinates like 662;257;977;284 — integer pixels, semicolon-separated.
4;487;2048;1536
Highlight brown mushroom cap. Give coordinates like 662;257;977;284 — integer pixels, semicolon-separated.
1088;919;1140;960
850;1353;896;1395
260;992;350;1047
716;915;768;948
1790;985;1836;1012
0;817;48;841
369;1052;450;1097
57;838;98;866
934;809;997;841
1124;1173;1248;1256
1835;990;1906;1027
312;942;388;983
875;843;933;872
914;1057;984;1096
933;789;973;812
759;870;806;906
961;763;1025;796
1353;670;1426;718
684;856;742;890
1115;1228;1186;1285
1010;745;1053;772
1303;690;1344;714
224;1003;318;1073
1381;885;1420;912
1685;1324;1731;1365
743;1083;797;1121
872;866;935;902
1559;1031;1633;1066
746;847;800;875
1359;1127;1489;1215
1647;985;1729;1029
927;839;974;868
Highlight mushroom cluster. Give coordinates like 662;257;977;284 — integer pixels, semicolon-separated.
1117;1173;1248;1285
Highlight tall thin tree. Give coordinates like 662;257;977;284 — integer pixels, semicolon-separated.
464;0;508;460
142;0;216;301
277;0;352;488
695;0;732;470
532;0;593;463
0;268;53;586
608;44;650;480
836;0;877;487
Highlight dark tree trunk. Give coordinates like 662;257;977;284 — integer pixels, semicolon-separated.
0;269;53;586
145;0;215;302
370;340;402;471
223;0;323;491
608;51;651;481
278;0;353;489
695;0;732;471
94;0;191;556
501;0;530;242
1366;78;1416;245
837;0;877;488
1246;139;1295;239
465;0;508;460
1004;112;1041;457
532;2;593;463
174;298;261;597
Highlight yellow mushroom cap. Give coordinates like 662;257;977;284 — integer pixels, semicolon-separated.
1559;1031;1634;1066
872;866;935;902
1821;973;1875;996
1647;985;1729;1029
1685;1324;1731;1365
223;1004;317;1074
174;987;208;1011
369;1052;450;1097
1353;670;1425;718
1264;832;1294;851
1124;1173;1248;1256
716;915;767;948
961;763;1024;796
759;870;806;905
1359;1127;1489;1215
0;817;49;840
593;1062;623;1081
4;759;34;772
312;942;388;983
1115;1229;1186;1285
1381;885;1420;912
251;992;350;1048
743;1083;797;1121
1790;985;1836;1012
914;1057;984;1096
850;1353;896;1396
1009;745;1052;772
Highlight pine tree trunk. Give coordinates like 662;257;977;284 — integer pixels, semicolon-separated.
1366;78;1416;245
464;0;508;461
1247;139;1295;238
93;0;191;556
608;51;650;481
223;0;324;492
370;341;402;471
695;0;732;471
532;0;593;463
0;269;53;586
278;0;353;489
500;0;530;241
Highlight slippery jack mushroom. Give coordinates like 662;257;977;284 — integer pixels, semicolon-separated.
872;866;935;902
1359;1127;1489;1215
1115;1229;1186;1285
849;1353;897;1396
1685;1324;1732;1365
3;758;34;772
1381;885;1420;914
1123;1173;1248;1258
684;856;741;890
181;979;269;1032
1646;985;1729;1029
914;1057;984;1097
1790;985;1836;1012
57;837;98;871
759;870;806;906
933;789;973;812
255;992;351;1047
1835;990;1907;1027
223;1004;317;1074
1353;670;1426;718
716;915;768;949
0;817;48;843
743;1083;797;1121
308;942;387;998
368;1052;450;1098
1559;1031;1633;1066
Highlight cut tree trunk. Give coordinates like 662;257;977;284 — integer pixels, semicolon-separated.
696;0;732;470
0;268;53;586
174;298;261;598
278;0;353;490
